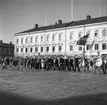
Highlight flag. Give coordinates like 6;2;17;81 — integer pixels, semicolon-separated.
76;34;89;46
90;39;95;50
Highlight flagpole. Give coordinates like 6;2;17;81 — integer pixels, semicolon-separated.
100;0;102;17
71;0;74;21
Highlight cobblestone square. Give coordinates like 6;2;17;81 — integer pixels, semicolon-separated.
0;69;107;105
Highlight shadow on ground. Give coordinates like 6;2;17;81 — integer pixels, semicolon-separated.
0;91;107;105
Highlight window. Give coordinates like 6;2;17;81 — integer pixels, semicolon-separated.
78;46;82;51
94;44;99;50
21;48;23;53
41;36;43;42
70;45;73;51
16;48;19;53
102;29;107;37
35;36;38;42
21;38;23;44
58;46;62;52
30;37;33;43
30;47;33;53
35;47;38;52
70;32;73;40
78;32;82;38
46;35;49;42
25;48;28;53
94;30;99;37
41;47;43;52
59;33;62;41
46;47;49;52
26;38;28;43
102;43;107;50
52;46;55;52
52;34;55;41
86;44;90;50
16;39;19;44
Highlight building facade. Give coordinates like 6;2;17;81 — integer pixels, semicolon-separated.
14;15;107;57
0;40;14;58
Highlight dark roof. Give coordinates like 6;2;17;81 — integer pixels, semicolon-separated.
68;16;107;27
0;43;14;48
17;22;70;34
16;16;107;34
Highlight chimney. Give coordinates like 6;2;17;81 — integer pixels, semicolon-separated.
0;40;3;43
10;42;12;44
35;24;38;28
86;15;91;20
58;19;62;24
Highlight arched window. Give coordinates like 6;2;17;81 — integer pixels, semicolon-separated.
35;36;38;42
70;32;73;40
59;33;62;41
102;29;107;37
41;36;43;42
25;37;28;43
46;35;49;42
78;32;82;38
21;38;23;44
52;34;55;41
94;30;99;37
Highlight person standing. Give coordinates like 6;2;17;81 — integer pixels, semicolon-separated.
2;57;7;70
74;55;81;72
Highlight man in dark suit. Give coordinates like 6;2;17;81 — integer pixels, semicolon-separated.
64;56;69;71
69;57;75;71
74;55;81;72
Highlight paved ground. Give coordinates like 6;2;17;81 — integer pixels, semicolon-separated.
0;68;107;105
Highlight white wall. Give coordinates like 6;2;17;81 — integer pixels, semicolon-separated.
14;22;107;57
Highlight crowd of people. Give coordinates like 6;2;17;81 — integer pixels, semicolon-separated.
0;55;107;74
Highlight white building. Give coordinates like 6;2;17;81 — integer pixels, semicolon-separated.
14;15;107;57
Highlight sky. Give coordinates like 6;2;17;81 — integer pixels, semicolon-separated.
0;0;107;44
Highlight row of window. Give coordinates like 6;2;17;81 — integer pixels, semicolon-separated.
86;43;107;51
70;29;107;40
16;46;62;53
16;29;107;44
70;43;107;51
74;43;107;51
16;43;107;54
16;33;63;44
